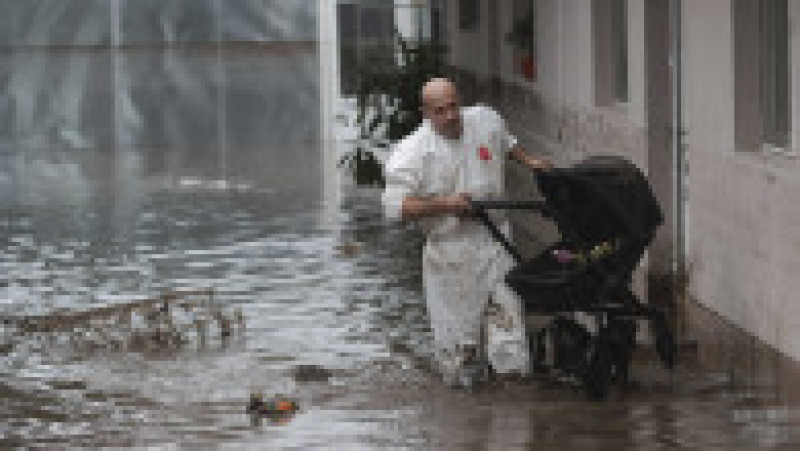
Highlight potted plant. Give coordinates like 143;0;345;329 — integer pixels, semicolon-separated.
339;32;451;187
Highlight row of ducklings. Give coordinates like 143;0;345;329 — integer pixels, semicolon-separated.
5;291;246;353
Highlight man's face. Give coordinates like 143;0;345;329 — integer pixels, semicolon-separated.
423;87;462;140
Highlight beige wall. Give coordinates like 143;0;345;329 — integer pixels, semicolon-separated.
684;0;800;360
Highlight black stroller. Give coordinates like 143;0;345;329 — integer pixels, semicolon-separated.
471;155;677;400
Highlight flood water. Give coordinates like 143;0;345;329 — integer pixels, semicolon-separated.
4;178;800;448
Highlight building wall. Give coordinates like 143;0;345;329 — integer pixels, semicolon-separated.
445;0;651;179
439;0;800;360
683;0;800;360
444;0;655;298
446;0;491;78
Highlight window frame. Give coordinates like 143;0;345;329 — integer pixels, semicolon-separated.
507;0;538;83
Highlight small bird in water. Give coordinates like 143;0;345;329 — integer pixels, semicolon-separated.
234;307;245;333
248;392;299;417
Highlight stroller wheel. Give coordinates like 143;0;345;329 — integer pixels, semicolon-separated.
583;334;614;400
529;327;548;374
607;318;636;387
653;314;677;370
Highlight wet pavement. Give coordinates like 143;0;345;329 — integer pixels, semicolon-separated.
2;183;800;449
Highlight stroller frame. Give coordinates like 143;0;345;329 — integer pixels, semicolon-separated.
470;157;677;400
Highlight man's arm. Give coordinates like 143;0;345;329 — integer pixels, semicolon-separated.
508;146;552;171
400;194;471;221
397;149;549;221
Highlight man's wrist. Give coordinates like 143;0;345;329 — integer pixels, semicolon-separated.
402;195;471;219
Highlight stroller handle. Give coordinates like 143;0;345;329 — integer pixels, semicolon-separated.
470;199;548;212
469;198;547;263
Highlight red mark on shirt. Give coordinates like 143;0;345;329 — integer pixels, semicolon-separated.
478;146;492;161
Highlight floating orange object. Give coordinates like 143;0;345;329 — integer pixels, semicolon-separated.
277;401;293;412
249;393;298;417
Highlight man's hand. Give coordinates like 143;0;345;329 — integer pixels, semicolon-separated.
509;147;552;172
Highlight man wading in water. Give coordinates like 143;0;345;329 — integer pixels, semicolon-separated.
382;78;552;388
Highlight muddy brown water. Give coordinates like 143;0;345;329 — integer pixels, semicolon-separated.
3;185;800;449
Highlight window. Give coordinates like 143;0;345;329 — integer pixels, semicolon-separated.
735;0;791;150
760;0;790;148
508;0;537;81
593;0;628;105
459;0;480;32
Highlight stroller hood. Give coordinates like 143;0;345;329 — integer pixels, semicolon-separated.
537;155;663;247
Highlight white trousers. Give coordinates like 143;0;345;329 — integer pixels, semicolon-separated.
423;240;530;386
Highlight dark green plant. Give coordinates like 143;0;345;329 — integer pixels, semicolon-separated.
339;32;451;187
342;146;385;187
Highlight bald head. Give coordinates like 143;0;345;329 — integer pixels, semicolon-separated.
422;78;458;108
421;78;462;139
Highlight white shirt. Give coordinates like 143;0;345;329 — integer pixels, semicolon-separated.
383;105;517;222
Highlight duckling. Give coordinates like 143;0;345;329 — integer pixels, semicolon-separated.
194;316;208;347
215;310;232;340
247;391;264;414
234;307;246;334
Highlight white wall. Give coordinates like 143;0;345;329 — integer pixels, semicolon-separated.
447;0;492;77
626;0;646;128
556;0;595;110
682;0;736;155
684;0;800;360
